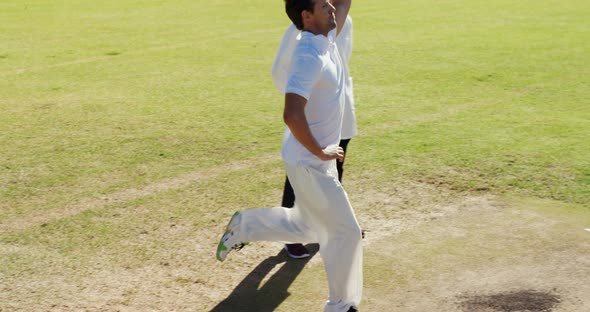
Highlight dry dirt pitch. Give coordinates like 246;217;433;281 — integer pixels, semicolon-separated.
185;179;590;311
1;165;588;311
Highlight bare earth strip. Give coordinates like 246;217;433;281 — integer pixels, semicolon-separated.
0;174;492;310
0;153;280;233
3;178;588;311
1;170;589;311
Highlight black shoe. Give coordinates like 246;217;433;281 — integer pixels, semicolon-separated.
284;244;310;259
347;307;358;312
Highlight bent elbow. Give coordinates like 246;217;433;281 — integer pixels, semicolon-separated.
283;111;294;126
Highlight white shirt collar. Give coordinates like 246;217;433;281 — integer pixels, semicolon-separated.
301;29;337;53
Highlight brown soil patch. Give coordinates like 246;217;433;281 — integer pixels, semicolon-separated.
2;170;588;311
459;289;561;312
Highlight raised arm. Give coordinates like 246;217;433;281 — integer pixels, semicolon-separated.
332;0;351;36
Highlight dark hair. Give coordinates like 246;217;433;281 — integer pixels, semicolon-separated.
284;0;315;30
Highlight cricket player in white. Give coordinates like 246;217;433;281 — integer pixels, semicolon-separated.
272;15;357;143
216;1;362;311
272;15;358;258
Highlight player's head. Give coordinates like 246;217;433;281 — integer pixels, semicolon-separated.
285;0;336;35
284;0;315;30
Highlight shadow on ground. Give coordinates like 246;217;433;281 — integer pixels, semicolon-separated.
210;244;319;312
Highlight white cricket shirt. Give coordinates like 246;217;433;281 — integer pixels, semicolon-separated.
272;16;357;140
281;30;346;168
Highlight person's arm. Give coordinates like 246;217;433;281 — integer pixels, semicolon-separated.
332;0;351;36
283;93;344;161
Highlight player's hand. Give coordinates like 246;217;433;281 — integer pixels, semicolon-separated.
320;144;344;161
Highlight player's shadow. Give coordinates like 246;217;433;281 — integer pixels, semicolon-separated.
209;243;319;312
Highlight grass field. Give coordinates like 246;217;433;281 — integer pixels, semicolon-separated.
1;0;589;311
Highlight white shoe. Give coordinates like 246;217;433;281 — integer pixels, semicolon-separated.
216;211;248;262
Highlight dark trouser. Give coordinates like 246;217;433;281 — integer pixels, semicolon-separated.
282;139;351;208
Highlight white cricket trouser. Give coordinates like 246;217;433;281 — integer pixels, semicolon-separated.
238;161;363;312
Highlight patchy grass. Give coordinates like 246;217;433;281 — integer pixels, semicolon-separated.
0;0;589;311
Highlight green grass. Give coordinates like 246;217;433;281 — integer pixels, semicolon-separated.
350;0;590;203
1;0;589;310
1;0;588;219
0;0;287;221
